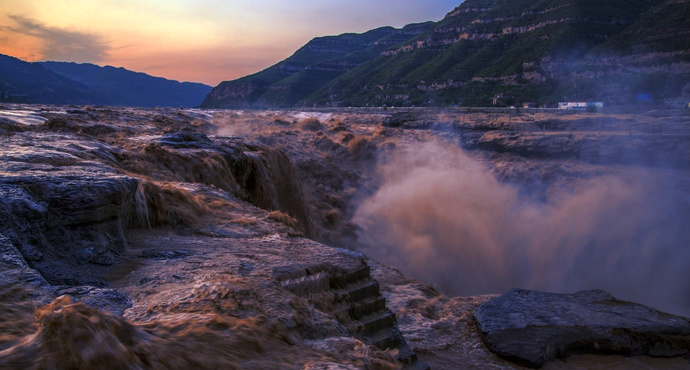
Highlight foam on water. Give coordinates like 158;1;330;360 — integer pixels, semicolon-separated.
0;109;48;125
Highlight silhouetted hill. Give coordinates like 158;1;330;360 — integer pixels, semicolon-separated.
204;0;690;108
0;54;105;105
0;54;211;107
41;62;212;107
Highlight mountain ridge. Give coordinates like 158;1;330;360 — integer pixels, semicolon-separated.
0;54;212;107
203;0;690;108
201;22;435;108
0;54;107;105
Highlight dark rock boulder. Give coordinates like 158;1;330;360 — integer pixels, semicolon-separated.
474;289;690;368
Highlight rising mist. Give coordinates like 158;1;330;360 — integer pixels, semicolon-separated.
354;140;690;316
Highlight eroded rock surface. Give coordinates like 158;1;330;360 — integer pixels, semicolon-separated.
475;289;690;368
0;106;415;368
1;105;689;368
469;111;690;168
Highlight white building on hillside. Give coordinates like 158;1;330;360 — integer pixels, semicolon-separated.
558;102;604;110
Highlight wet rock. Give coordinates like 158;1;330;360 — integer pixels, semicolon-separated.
37;116;121;137
150;133;315;237
0;262;55;351
5;105;687;368
276;261;422;366
0;234;31;268
157;131;214;149
0;252;53;304
474;130;690;168
0;158;138;285
0;235;56;351
475;289;690;368
0;117;26;135
476;131;578;157
140;249;192;260
239;261;255;276
138;276;160;285
54;286;132;315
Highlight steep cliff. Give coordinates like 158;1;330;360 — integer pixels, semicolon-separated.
311;0;689;107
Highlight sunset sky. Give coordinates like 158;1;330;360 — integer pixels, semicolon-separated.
0;1;459;86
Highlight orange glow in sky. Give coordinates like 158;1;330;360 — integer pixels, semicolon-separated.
0;1;459;86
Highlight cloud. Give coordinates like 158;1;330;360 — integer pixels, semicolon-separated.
5;15;109;62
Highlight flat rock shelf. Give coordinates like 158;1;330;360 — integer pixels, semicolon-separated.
475;289;690;368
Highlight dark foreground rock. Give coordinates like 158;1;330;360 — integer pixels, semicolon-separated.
475;289;690;368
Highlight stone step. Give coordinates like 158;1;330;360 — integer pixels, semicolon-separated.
277;263;421;366
357;310;397;335
344;279;380;303
349;296;386;320
361;326;402;351
279;271;330;297
363;327;429;369
331;265;370;288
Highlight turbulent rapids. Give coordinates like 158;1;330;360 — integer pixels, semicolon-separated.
1;105;690;368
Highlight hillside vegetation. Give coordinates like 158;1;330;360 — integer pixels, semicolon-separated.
203;0;690;108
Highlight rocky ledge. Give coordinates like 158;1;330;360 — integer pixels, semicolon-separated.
1;106;689;368
474;131;690;168
475;289;690;368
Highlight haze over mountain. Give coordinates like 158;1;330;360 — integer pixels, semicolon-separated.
202;0;690;108
0;54;211;107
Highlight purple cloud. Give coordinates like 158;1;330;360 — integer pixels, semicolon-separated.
6;15;109;62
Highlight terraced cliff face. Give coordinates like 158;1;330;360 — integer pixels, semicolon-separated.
204;0;690;108
311;0;689;107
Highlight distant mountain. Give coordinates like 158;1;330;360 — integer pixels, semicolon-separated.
0;54;212;107
204;0;690;108
40;62;212;107
0;54;105;105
